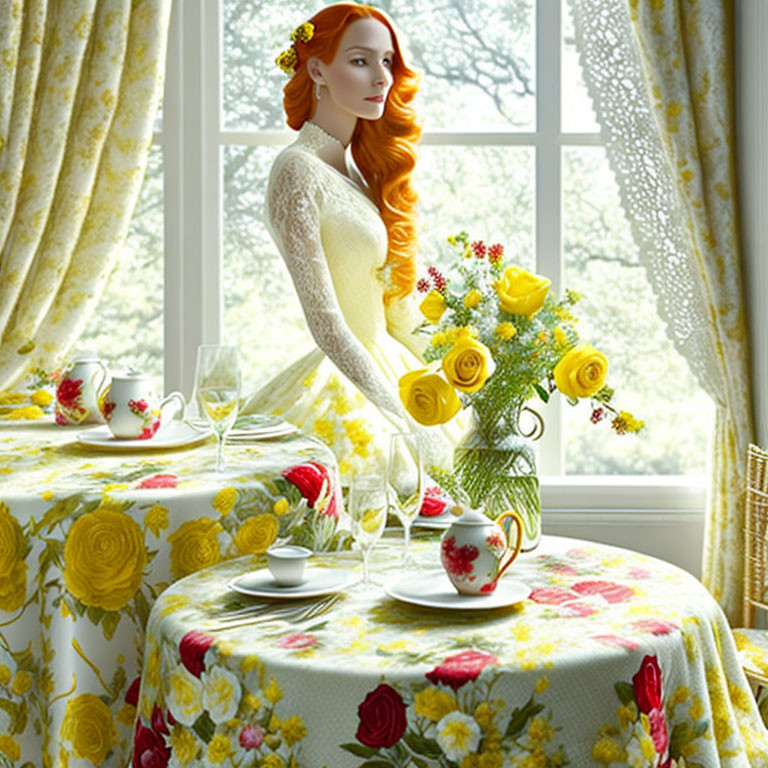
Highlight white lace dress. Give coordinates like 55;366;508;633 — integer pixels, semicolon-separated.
242;121;462;479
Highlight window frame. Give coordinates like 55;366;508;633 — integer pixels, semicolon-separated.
155;0;707;513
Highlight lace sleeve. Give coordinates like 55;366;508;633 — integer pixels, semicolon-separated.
266;152;404;420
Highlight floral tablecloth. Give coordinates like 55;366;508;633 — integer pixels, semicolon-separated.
0;421;344;768
134;535;768;768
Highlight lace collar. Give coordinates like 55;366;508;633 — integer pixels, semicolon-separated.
295;121;346;154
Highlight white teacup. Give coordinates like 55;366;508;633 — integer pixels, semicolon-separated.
101;372;186;440
266;545;313;587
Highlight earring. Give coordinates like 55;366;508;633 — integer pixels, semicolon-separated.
315;82;322;101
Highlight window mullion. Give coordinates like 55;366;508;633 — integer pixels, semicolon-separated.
535;0;563;476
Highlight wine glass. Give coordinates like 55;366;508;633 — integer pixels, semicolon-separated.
387;432;424;566
194;345;241;472
347;474;387;587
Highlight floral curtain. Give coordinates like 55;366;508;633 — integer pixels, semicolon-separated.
0;0;171;390
568;0;753;623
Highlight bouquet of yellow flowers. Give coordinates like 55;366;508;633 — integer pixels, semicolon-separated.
399;232;642;546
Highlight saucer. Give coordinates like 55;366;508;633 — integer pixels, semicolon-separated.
386;570;530;610
76;421;211;452
229;567;356;599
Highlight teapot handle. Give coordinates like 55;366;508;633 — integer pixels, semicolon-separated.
93;360;109;396
160;391;186;422
496;511;524;580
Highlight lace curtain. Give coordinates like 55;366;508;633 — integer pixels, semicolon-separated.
568;0;753;623
0;0;172;390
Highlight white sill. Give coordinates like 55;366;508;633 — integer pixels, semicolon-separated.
539;475;707;514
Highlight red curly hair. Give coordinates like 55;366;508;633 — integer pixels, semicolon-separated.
282;3;421;304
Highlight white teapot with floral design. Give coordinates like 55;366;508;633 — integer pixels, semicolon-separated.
440;507;523;595
101;372;186;439
54;354;109;426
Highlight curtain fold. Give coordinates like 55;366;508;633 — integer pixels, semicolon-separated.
569;0;753;623
0;0;172;389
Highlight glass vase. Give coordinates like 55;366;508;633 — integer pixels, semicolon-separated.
452;399;542;551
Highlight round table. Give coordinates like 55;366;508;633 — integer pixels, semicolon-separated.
135;534;768;768
0;418;343;768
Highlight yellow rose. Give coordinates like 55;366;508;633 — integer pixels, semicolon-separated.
495;266;551;316
60;693;118;765
441;337;496;393
414;687;457;721
144;504;169;538
167;517;222;579
11;670;32;694
553;344;608;399
281;715;307;747
233;514;279;555
463;289;482;308
0;735;20;761
63;506;147;611
0;502;27;612
31;389;53;406
212;487;239;516
495;322;517;340
398;370;461;426
419;291;447;323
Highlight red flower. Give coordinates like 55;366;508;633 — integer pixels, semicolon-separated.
528;587;576;605
591;634;640;650
278;633;318;650
558;601;597;618
648;707;670;757
129;398;149;413
133;721;170;768
55;411;68;425
416;278;431;293
101;398;116;421
282;461;340;519
632;654;663;714
425;650;498;690
571;580;634;604
138;421;161;440
355;684;407;749
488;243;504;263
631;619;677;636
629;567;651;579
125;676;141;706
179;630;215;678
56;378;82;409
137;473;179;489
151;705;169;735
240;725;265;749
441;536;478;576
471;240;486;258
420;487;448;517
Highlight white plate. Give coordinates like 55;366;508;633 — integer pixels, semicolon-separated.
229;567;356;599
413;512;455;530
386;570;530;610
76;421;211;452
226;423;298;441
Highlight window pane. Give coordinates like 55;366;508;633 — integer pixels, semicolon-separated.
222;145;314;388
416;146;535;271
387;0;535;131
80;146;164;392
222;0;318;130
562;147;713;474
561;1;599;133
221;0;535;132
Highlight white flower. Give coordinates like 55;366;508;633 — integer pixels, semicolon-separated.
436;710;481;762
167;664;204;726
201;665;242;723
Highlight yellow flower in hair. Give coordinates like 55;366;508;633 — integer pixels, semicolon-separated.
276;48;298;74
291;22;314;43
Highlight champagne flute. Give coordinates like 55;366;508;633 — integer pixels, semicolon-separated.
194;345;241;472
387;432;424;566
348;474;387;587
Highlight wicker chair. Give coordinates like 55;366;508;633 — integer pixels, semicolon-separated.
733;443;768;688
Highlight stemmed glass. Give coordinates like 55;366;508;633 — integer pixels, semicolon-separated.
194;345;241;472
347;474;387;587
387;432;424;566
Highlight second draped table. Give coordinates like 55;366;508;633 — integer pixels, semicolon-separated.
135;534;768;768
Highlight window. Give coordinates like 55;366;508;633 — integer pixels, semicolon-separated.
80;0;713;490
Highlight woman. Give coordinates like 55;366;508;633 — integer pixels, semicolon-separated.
243;3;460;479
